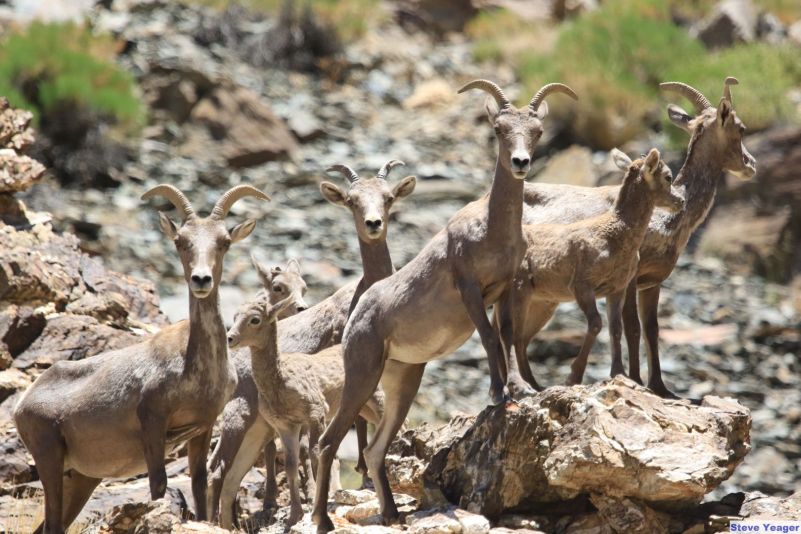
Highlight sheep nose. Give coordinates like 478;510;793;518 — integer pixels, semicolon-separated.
191;274;212;286
296;305;308;312
227;335;234;345
512;156;530;168
365;218;382;231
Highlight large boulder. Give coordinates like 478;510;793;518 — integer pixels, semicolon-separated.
185;84;298;167
692;0;757;49
388;377;751;518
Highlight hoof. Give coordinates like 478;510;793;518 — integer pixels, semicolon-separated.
489;387;510;406
507;380;537;400
648;382;680;400
314;513;335;533
628;372;644;385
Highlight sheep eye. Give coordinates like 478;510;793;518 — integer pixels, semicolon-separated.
273;285;283;293
249;316;261;326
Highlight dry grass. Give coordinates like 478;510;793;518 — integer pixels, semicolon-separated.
3;488;87;534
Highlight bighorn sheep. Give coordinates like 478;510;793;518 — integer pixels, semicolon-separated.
252;255;309;317
207;161;415;528
505;77;756;397
310;79;578;532
13;184;269;534
226;296;384;527
495;148;683;389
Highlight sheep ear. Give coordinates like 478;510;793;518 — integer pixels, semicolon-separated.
158;212;178;239
320;181;347;207
268;296;295;319
667;104;693;132
251;253;272;287
717;97;732;125
534;100;549;120
286;258;301;274
230;219;256;243
644;148;661;173
484;96;500;124
392;175;416;200
611;148;632;170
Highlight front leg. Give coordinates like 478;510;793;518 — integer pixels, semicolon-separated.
606;290;625;378
455;275;508;405
188;429;213;521
494;289;536;399
279;427;304;526
622;277;643;384
638;284;678;398
568;284;602;386
137;406;168;500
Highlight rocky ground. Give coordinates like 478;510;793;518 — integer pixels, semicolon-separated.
1;0;801;532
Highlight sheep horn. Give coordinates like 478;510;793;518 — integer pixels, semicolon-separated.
723;76;739;103
376;160;405;181
327;164;360;184
529;83;578;111
141;184;195;220
659;81;712;113
211;185;271;220
457;79;511;110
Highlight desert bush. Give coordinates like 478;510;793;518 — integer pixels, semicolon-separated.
0;21;142;130
0;22;140;187
470;0;801;149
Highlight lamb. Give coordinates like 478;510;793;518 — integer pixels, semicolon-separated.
495;148;684;389
226;295;384;526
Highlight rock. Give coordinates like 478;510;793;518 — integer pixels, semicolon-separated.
0;305;47;363
406;507;463;534
396;0;478;34
0;423;34;489
344;499;382;523
0;150;46;194
388;377;751;518
756;12;786;44
287;109;325;142
589;495;670;534
0;368;31;403
738;491;801;520
12;314;141;369
404;79;457;110
187;84;298;167
693;0;757;49
789;19;801;46
0;98;36;152
334;488;379;505
532;146;597;188
453;508;491;534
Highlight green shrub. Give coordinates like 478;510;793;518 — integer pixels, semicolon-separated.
472;0;801;149
0;21;142;131
190;0;384;42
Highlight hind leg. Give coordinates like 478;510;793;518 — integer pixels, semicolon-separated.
278;426;304;526
312;332;386;533
607;290;626;378
622;278;643;384
60;471;101;529
188;429;212;520
494;290;536;399
567;284;602;386
25;429;65;534
512;300;558;392
354;417;372;488
219;417;273;529
365;360;426;525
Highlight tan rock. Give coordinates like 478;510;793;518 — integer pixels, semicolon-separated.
334;488;378;505
344;499;382;523
590;494;670;534
389;377;750;517
404;79;456;110
406;507;463;534
0;368;31;403
188;84;297;167
739;491;801;520
533;146;596;188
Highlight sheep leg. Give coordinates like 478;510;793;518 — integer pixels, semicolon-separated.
207;396;260;523
638;285;678;398
279;427;304;526
622;277;643;384
456;275;508;405
138;409;168;500
607;290;626;378
27;428;65;534
188;429;212;521
217;417;273;529
60;472;101;529
567;285;602;386
312;333;386;533
354;417;372;489
365;360;426;525
263;438;279;515
494;290;536;399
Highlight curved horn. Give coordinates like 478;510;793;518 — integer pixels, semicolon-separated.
659;81;712;113
141;184;195;220
376;159;405;181
723;76;739;103
211;185;271;219
326;164;360;184
457;79;510;109
529;83;578;111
